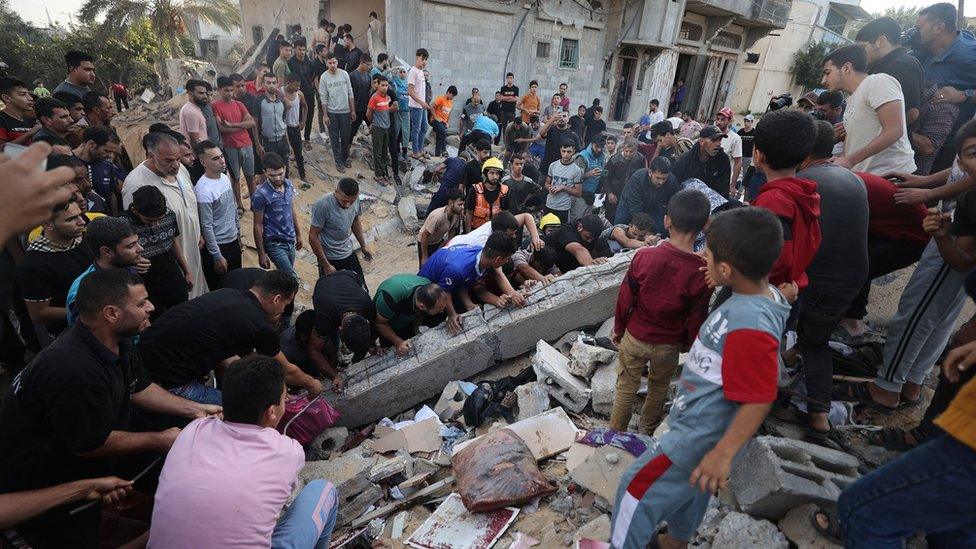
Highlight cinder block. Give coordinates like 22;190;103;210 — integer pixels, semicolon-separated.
590;360;617;417
532;340;591;413
729;436;860;520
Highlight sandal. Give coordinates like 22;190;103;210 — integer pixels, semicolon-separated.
810;507;843;544
833;381;897;415
803;424;844;451
868;427;925;451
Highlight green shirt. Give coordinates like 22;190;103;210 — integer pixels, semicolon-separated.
374;274;431;327
272;58;291;82
33;86;51;98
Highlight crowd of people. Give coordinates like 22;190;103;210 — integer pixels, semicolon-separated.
0;3;974;548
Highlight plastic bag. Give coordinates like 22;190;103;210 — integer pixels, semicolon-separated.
452;428;556;512
278;392;341;446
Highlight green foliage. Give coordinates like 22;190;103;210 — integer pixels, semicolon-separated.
790;40;832;90
0;0;158;90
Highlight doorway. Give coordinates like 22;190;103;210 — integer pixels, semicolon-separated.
612;47;639;121
669;53;693;116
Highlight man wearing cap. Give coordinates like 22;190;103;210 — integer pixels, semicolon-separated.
714;107;743;197
670;125;732;198
796;91;820;113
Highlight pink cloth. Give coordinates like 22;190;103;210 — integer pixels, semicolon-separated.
179;102;208;142
148;417;305;548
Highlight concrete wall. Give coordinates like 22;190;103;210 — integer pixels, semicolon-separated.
239;0;317;48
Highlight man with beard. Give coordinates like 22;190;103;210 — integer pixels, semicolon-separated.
179;80;210;150
671;126;732;198
53;50;96;100
122;132;208;297
73;125;124;213
539;110;581;177
600;137;647;224
0;269;220;548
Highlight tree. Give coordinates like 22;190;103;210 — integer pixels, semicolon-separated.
790;40;832;90
78;0;240;73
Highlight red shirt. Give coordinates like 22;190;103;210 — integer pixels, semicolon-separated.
0;111;35;144
614;242;712;346
211;99;253;148
753;177;822;290
857;172;928;246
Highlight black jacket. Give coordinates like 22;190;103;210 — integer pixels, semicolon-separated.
671;142;732;198
867;47;923;113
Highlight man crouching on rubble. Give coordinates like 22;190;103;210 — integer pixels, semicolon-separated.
610;207;789;549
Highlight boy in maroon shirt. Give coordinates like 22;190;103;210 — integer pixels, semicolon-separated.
610;188;713;434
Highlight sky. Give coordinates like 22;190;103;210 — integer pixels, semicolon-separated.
8;0;976;27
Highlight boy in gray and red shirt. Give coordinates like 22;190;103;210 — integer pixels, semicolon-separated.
611;207;790;549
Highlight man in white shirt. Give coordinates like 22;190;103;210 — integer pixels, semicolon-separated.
638;99;665;141
407;48;430;159
821;44;916;175
714;107;743;192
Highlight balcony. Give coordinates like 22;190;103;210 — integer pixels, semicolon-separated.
750;0;791;28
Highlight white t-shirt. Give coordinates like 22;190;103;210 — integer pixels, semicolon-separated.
407;66;426;109
447;222;492;247
667;116;682;130
842;73;916;176
721;129;743;160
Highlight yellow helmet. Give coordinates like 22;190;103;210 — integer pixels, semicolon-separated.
481;157;504;173
539;213;561;231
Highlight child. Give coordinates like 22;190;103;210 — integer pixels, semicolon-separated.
465;157;509;231
750;109;821;291
366;74;396;185
527;114;546;162
251;152;304;280
610;190;712;435
430;85;456;157
545;139;583;223
602;211;658;253
611;206;790;549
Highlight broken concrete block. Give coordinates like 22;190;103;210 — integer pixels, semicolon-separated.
307;426;349;460
397;196;420;233
553;331;582;355
711;512;788;549
568;341;617;378
297;451;375;494
368;453;413;482
569;445;637;505
337;482;384;526
729;436;860;520
690;503;728;547
532;340;591;413
433;381;467;422
595;317;615;341
778;503;842;549
589;360;618;417
575;514;611;543
515;382;550;421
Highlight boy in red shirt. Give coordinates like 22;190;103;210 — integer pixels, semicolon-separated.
750;109;821;292
366;75;397;185
611;188;713;434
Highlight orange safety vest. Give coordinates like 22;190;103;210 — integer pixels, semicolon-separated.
470;183;509;229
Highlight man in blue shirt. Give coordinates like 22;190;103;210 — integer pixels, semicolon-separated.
458;113;500;152
418;231;516;333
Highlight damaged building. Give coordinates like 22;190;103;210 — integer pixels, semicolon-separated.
237;0;792;123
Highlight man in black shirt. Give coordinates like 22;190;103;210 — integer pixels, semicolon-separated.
349;54;374;138
543;214;609;273
308;270;377;392
461;139;492;190
600;137;647;224
33;97;73;143
343;34;365;75
0;269;218;548
311;44;330;138
583;106;606;143
670;126;732;198
288;40;318;144
616;156;681;235
539;110;582;177
137;270;322;404
855;16;923;124
17;201;91;337
498;73;519;141
0;76;39;145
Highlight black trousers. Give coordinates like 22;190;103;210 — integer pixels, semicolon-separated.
200;239;243;291
261;137;290;178
319;253;367;292
286;126;306;179
459;129;492;153
327;111;352;166
303;89;319;141
797;290;855;413
846;237;926;320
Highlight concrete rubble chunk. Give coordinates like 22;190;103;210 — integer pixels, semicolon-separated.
590;360;618;417
337;482;384;526
568;341;617;378
595;317;615;341
711;511;788;549
569;445;637;505
515;382;550;421
729;436;860;520
433;381;467;422
575;514;611;543
397;196;420;233
296;452;375;496
368;453;414;482
307;427;349;460
690;503;728;547
532;340;591;413
778;503;842;549
327;252;635;427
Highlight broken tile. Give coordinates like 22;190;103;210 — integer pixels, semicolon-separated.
515;382;550;421
405;492;519;549
570;446;637;505
565;442;597;474
453;407;580;460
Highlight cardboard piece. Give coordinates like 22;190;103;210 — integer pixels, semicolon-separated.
406;492;519;549
452;407;580;460
370;417;443;454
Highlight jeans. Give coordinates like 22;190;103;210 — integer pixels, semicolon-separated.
432;120;448;156
410;107;428;154
371;126;390;176
170;381;223;405
610;331;680;435
261;136;291;177
265;239;297;279
286;126;306;179
396;110;411;149
327;111;352;166
272;479;339;549
846;237;925;320
838;434;976;548
796;289;854;414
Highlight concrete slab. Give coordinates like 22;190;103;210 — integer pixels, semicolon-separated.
532;340;591;413
569;445;637;506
